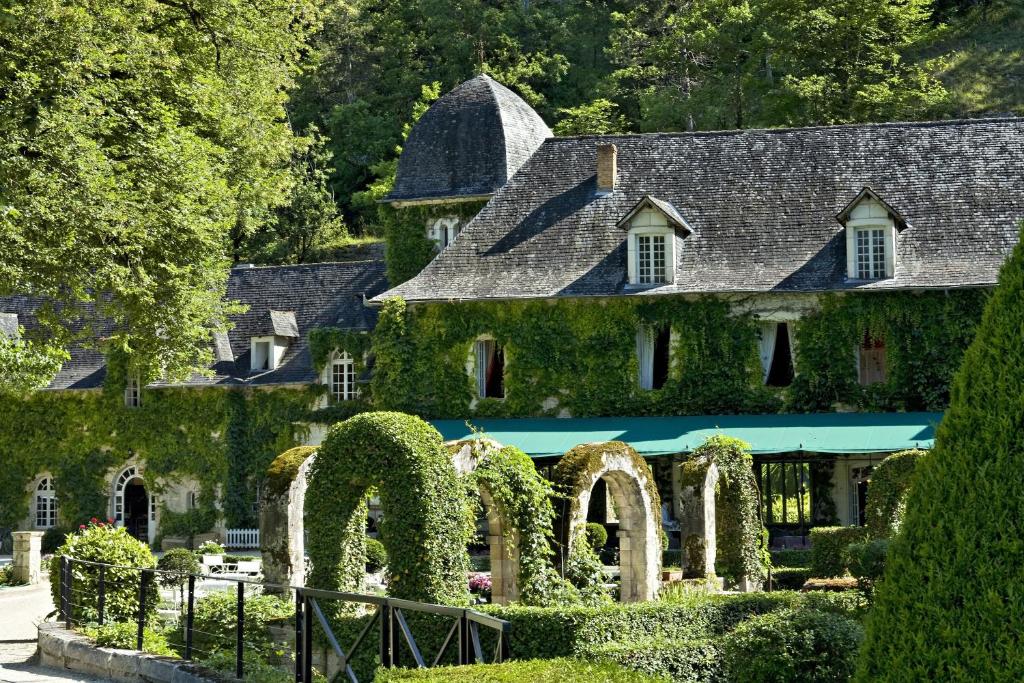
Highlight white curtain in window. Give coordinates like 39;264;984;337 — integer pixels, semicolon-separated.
636;327;654;390
787;322;798;372
476;340;491;397
757;323;778;384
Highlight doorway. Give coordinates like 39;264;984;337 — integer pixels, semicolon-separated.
123;481;149;542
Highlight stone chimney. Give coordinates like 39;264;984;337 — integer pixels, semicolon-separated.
597;143;617;193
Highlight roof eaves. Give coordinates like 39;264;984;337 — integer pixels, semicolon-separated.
616;195;695;235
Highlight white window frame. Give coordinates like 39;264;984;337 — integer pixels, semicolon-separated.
329;350;357;401
626;208;675;285
844;198;895;280
113;466;141;525
124;375;141;408
35;477;57;529
427;216;461;252
251;336;276;372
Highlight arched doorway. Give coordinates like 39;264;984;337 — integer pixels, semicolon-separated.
114;466;150;543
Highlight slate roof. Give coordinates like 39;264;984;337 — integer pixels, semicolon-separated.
384;75;552;205
0;255;388;390
378;118;1024;303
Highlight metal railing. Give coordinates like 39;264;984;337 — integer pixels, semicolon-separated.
59;556;511;682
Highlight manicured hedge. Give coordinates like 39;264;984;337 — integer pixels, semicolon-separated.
375;658;663;682
857;230;1024;680
770;548;812;568
862;449;925;539
583;638;721;682
768;566;810;590
809;527;868;577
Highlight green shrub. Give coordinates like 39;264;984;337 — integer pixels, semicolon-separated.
583;638;721;682
584;522;609;551
863;450;925;540
768;566;810;590
365;537;388;572
184;590;292;658
800;591;871;623
375;658;665;682
41;526;70;555
770;548;812;568
857;229;1024;681
721;608;864;682
80;622;176;657
846;539;888;596
0;564;26;586
48;521;157;624
157;548;200;598
809;527;868;578
662;549;681;569
199;649;293;683
196;541;225;555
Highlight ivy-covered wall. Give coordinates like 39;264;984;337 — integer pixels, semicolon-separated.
370;290;988;419
0;380;316;533
383;201;488;286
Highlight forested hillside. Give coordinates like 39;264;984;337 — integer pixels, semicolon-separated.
289;0;1023;238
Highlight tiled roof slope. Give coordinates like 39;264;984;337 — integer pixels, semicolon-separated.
379;118;1024;303
385;75;552;204
0;256;388;390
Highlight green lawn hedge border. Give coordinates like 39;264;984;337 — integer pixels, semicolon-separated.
863;449;925;540
809;527;868;578
375;658;663;682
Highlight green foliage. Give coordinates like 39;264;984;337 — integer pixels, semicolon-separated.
720;609;864;682
769;567;811;591
41;527;71;555
553;99;629;136
383;202;486;286
0;383;313;531
585;522;609;551
0;564;26;587
156;549;200;596
197;541;225;556
584;638;721;682
0;0;318;386
81;622;177;657
375;658;664;682
563;536;612;605
858;228;1024;681
365;538;388;573
468;444;569;606
863;449;926;539
770;549;812;568
49;522;157;624
307;412;471;604
789;291;987;411
686;436;768;585
265;446;317;498
185;590;292;658
0;334;67;396
846;539;889;597
809;527;869;578
199;649;294;683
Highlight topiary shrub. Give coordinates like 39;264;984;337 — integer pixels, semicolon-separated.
584;522;608;551
307;412;471;604
157;548;200;604
770;548;812;568
583;637;721;682
720;608;864;682
365;537;388;573
48;519;157;624
857;229;1024;681
769;567;811;591
846;539;889;596
863;449;925;539
808;527;868;578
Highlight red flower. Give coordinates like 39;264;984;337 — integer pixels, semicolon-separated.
79;524;86;529
97;522;105;528
90;517;98;524
108;518;115;524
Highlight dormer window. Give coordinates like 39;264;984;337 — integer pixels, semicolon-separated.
124;375;141;408
428;216;461;251
619;196;693;287
330;350;357;401
251;337;274;371
837;188;910;281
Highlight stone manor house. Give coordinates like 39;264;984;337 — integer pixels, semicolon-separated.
3;74;1023;552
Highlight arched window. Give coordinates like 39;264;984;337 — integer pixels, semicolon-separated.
35;477;57;529
114;466;139;524
331;351;356;401
427;216;461;251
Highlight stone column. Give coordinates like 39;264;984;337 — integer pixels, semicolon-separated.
12;531;44;585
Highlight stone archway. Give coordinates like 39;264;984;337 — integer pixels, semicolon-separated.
260;446;317;587
554;442;661;602
677;460;720;578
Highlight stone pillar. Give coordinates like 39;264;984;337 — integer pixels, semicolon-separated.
12;531;44;585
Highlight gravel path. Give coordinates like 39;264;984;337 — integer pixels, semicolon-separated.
0;581;105;682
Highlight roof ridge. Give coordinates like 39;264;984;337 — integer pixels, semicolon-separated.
552;116;1024;142
230;258;384;272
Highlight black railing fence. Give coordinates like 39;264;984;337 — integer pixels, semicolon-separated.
59;556;511;682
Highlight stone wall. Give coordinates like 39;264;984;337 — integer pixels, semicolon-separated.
12;530;42;584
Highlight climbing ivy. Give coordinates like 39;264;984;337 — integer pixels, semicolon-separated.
306;412;472;604
383;202;488;286
0;378;316;534
684;435;769;586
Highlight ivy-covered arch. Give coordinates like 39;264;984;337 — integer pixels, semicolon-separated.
553;442;661;602
259;446;317;587
453;439;564;605
306;412;471;604
679;435;768;590
864;449;926;539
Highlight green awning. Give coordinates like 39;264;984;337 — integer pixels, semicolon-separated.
430;412;943;458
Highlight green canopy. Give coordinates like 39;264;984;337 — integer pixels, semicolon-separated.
430;412;942;458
